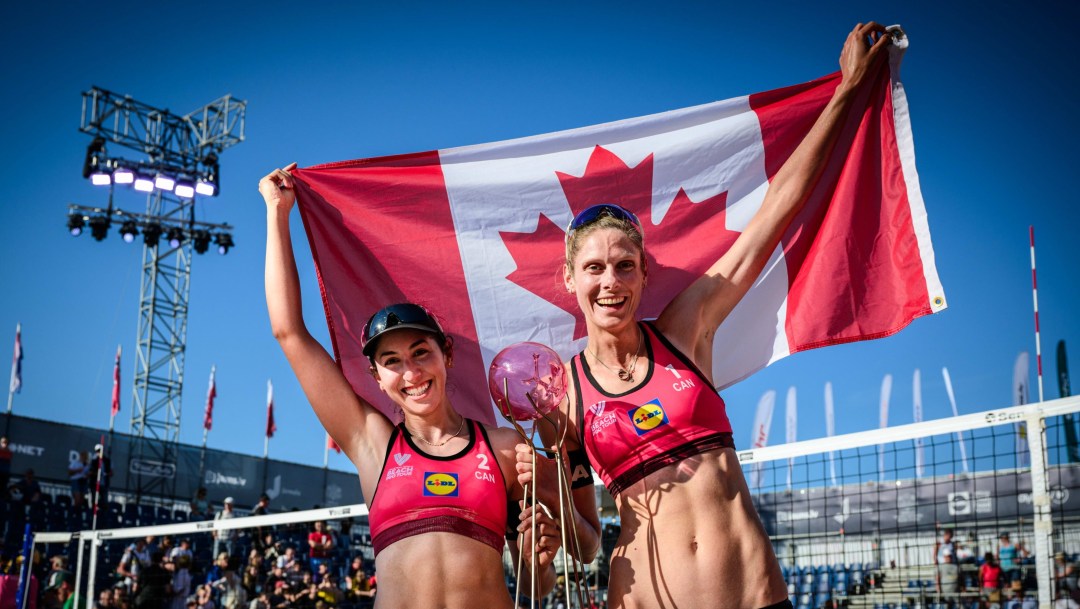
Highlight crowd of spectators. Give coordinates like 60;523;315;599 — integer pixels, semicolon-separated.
86;520;378;609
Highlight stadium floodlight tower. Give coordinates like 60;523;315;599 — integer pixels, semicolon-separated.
75;87;246;501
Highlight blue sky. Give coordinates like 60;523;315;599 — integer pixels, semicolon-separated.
2;1;1078;472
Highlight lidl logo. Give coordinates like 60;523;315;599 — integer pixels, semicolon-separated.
628;399;668;436
423;472;459;497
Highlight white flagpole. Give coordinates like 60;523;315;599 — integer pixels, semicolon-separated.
824;382;836;486
324;434;330;469
913;369;924;477
878;374;892;482
941;367;970;474
785;387;797;491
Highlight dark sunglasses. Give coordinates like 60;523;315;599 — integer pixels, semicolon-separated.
565;203;644;244
360;303;445;357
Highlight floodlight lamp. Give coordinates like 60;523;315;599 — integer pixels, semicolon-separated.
90;172;111;186
154;174;176;191
214;232;234;255
89;216;111;241
192;230;211;254
142;223;162;247
195;180;216;197
134;175;154;192
174;182;195;198
167;227;184;249
119;220;139;243
113;167;135;184
67;214;85;236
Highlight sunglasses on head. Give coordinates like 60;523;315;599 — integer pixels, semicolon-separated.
361;303;444;356
565;204;644;244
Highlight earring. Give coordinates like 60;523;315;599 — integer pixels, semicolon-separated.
446;358;454;369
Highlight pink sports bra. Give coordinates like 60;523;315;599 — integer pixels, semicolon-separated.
573;321;734;496
368;420;507;556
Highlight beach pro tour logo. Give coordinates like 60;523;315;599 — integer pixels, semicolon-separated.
423;472;459;497
628;399;669;436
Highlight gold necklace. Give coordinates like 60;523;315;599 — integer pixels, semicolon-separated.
407;415;466;447
589;329;643;383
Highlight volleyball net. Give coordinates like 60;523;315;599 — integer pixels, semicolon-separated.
20;395;1080;609
737;395;1080;609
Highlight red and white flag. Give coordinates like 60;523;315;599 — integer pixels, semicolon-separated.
327;433;342;454
749;390;776;489
266;379;277;439
110;345;121;418
293;38;946;424
204;366;217;431
9;323;23;396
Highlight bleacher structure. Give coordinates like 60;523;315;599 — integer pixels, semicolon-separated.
5;395;1080;609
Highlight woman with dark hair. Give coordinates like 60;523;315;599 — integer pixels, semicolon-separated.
518;22;893;609
260;166;560;609
981;553;1004;602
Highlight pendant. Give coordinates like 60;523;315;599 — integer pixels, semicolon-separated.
618;370;633;383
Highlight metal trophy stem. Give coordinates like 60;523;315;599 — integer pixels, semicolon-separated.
496;377;594;609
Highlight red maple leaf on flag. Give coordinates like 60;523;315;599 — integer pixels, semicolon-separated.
500;146;739;340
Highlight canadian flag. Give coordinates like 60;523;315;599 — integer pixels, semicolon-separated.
293;38;945;424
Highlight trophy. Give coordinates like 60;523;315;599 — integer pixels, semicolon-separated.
488;342;590;609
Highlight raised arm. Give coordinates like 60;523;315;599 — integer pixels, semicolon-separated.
260;164;393;486
658;22;891;365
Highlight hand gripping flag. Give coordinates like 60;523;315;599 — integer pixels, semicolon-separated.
293;34;946;424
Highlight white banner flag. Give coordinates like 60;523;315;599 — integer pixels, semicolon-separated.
825;382;836;486
878;374;892;482
786;386;797;490
913;369;924;477
1014;352;1031;468
941;367;970;474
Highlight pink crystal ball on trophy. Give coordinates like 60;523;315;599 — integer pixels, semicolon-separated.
488;342;567;421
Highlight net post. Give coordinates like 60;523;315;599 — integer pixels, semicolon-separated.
73;532;85;609
1025;409;1053;608
86;533;100;609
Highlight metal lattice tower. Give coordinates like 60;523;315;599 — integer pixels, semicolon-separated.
78;87;245;499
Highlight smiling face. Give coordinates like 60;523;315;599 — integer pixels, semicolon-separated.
371;329;451;416
565;226;646;334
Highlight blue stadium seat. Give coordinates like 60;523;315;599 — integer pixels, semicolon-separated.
122;503;139;526
833;570;848;594
137;504;156;525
